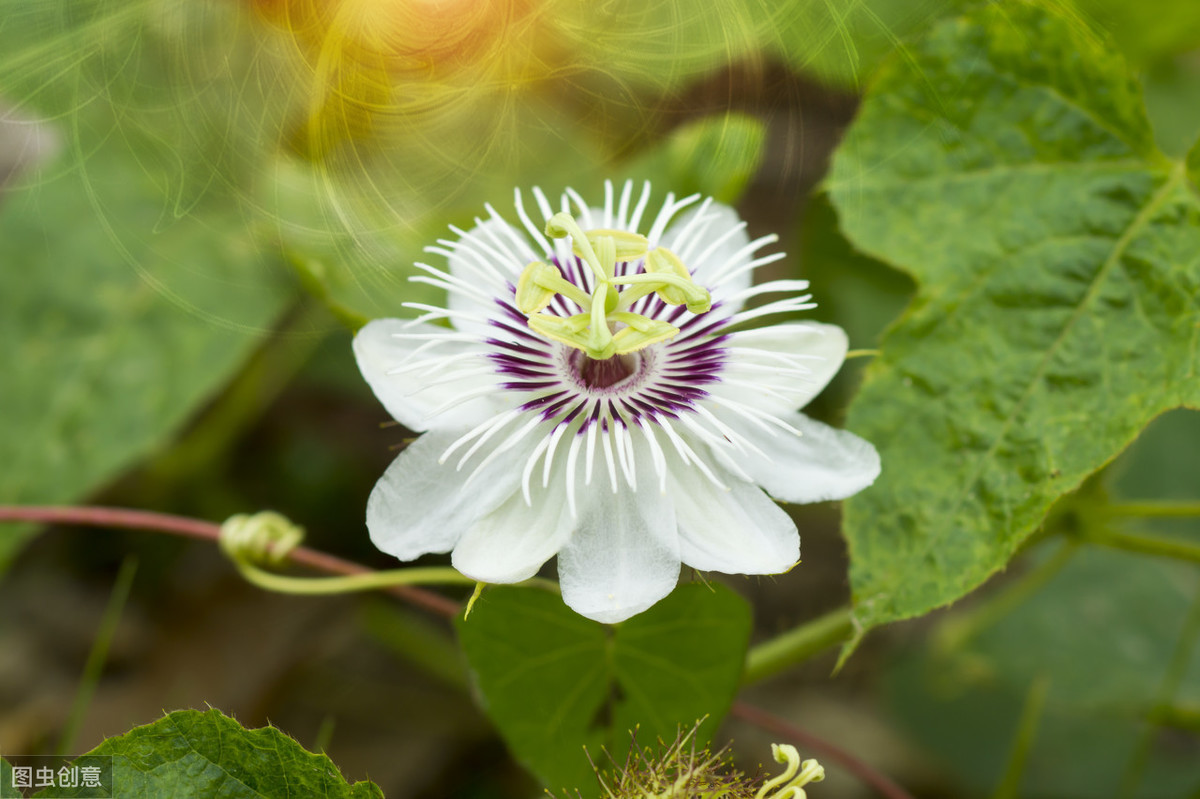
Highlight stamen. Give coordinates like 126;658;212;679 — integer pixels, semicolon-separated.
518;211;712;359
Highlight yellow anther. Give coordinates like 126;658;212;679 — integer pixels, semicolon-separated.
516;261;591;313
526;212;713;359
515;261;559;314
529;312;617;360
646;246;692;284
574;228;650;263
644;248;712;314
610;313;679;355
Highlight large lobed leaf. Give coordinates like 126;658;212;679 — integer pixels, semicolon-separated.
828;3;1200;636
32;709;381;798
455;583;751;796
0;0;294;570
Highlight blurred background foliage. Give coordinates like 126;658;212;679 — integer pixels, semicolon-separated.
1;0;1199;796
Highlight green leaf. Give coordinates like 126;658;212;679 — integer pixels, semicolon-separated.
456;583;752;795
1189;134;1200;190
0;142;292;571
827;3;1200;636
887;547;1200;797
0;1;294;571
1067;0;1200;67
659;114;766;205
795;194;914;415
606;113;768;208
772;0;965;87
32;709;381;798
964;549;1200;714
1142;58;1200;158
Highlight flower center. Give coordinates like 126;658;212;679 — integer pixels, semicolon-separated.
574;351;639;390
513;212;712;360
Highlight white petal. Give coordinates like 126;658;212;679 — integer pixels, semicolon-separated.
667;449;800;574
664;203;753;302
452;463;574;583
711;322;848;416
366;429;522;562
353;318;504;432
445;217;537;335
715;410;881;504
557;444;681;624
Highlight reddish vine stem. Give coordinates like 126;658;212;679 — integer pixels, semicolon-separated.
0;505;461;618
731;701;916;799
2;504;910;796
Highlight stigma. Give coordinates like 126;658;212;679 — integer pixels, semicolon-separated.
514;212;712;360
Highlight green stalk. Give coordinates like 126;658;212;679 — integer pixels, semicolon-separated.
1105;502;1200;519
1087;529;1200;565
233;559;558;598
56;557;139;756
233;562;477;595
992;675;1051;799
1118;588;1200;798
742;607;854;685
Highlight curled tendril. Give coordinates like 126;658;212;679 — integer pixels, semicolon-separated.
755;745;824;799
219;511;304;567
